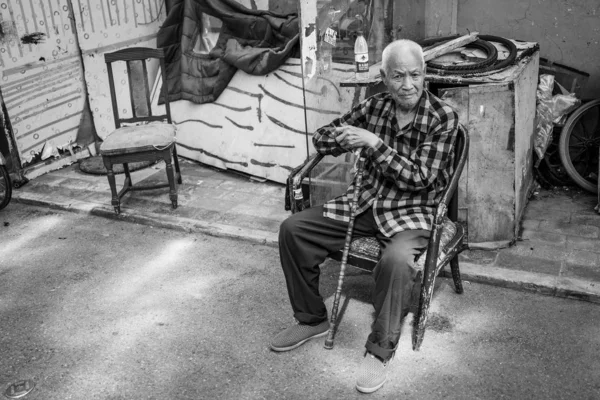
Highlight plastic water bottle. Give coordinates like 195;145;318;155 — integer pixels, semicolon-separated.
354;31;369;80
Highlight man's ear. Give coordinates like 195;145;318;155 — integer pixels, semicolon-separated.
379;68;386;81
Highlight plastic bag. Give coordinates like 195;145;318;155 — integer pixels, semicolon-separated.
533;75;555;162
551;91;580;125
533;74;581;163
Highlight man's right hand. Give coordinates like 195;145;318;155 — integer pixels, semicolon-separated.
334;126;380;151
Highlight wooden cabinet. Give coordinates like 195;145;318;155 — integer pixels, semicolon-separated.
431;45;539;246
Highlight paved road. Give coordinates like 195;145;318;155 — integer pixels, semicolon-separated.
1;203;599;400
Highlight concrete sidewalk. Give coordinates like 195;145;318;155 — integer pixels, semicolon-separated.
8;158;600;304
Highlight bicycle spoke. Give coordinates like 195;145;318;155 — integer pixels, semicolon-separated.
570;147;588;162
570;124;586;142
570;133;586;143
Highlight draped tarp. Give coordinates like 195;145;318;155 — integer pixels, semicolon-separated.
157;0;300;105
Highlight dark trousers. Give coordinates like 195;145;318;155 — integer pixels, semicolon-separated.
278;205;430;360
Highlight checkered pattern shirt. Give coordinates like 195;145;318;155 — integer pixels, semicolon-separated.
313;90;459;237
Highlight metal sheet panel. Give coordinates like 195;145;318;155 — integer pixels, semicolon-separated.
0;0;87;167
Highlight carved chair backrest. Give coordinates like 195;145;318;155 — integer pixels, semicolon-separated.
104;47;172;129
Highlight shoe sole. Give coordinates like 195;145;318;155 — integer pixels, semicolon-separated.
355;377;387;394
269;329;329;352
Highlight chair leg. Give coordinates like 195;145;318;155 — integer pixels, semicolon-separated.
173;146;182;184
450;256;464;294
103;158;120;214
412;227;444;351
123;163;132;188
165;157;177;209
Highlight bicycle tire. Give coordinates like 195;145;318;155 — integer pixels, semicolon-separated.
423;34;518;76
558;99;600;193
427;39;498;71
0;165;12;210
478;34;517;72
420;35;498;71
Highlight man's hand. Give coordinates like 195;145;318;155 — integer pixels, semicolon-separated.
334;126;380;151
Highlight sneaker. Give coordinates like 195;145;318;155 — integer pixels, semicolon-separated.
269;320;330;352
355;352;393;394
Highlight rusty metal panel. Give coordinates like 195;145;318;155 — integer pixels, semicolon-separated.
0;0;88;172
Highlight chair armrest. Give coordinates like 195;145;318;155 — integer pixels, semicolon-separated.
285;153;324;213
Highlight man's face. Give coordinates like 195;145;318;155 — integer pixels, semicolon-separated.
381;50;425;112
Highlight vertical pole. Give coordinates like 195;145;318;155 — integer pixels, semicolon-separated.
371;0;386;64
297;0;319;204
298;0;318;162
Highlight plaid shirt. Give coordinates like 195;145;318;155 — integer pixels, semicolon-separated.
313;90;459;237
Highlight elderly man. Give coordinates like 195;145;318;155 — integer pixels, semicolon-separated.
270;39;459;393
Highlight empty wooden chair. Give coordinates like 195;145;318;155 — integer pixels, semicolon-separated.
100;47;181;214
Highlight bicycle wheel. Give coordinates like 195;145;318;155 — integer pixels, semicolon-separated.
478;35;517;72
558;99;600;193
0;164;11;210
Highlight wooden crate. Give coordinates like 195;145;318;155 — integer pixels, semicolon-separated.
432;44;540;246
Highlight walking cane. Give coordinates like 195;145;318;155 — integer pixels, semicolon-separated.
324;150;366;350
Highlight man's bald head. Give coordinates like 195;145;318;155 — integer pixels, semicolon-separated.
381;39;425;72
379;39;426;113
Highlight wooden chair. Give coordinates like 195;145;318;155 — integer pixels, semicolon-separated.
284;124;470;351
100;47;181;214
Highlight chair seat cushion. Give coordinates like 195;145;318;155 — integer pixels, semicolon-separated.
347;217;459;272
100;123;176;156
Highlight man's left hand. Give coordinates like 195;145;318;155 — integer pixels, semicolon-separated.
334;126;380;150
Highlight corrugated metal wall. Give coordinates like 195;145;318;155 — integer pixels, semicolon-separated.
0;0;165;177
0;0;87;167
